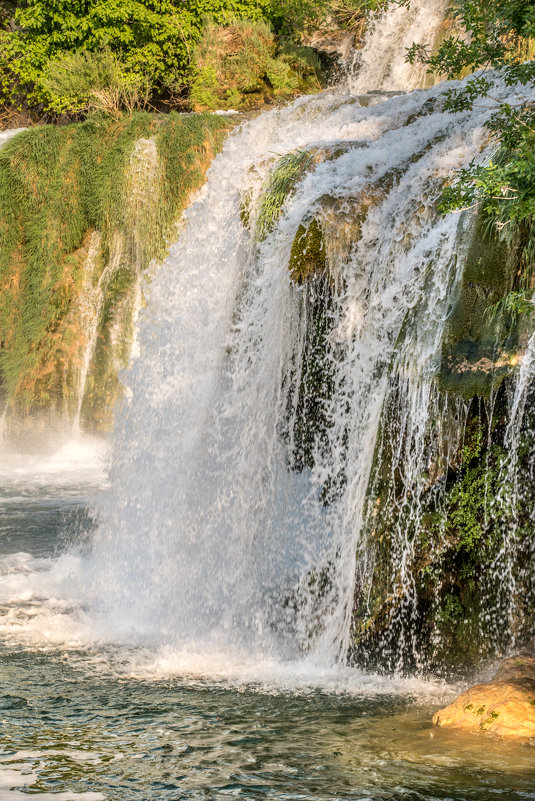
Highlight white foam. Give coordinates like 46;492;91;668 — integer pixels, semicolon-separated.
349;0;448;92
0;435;108;492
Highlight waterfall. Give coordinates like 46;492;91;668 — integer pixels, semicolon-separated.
489;329;535;651
349;0;448;93
86;63;534;669
72;136;159;433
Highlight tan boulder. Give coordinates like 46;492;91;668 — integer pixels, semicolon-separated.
433;655;535;738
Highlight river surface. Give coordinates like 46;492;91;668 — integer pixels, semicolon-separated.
0;441;534;801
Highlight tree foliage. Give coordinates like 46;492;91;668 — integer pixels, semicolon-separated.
406;0;535;257
0;0;269;110
0;0;386;114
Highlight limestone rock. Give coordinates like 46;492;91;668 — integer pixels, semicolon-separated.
302;28;359;62
433;655;535;738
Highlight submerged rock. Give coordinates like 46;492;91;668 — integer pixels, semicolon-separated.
433;656;535;738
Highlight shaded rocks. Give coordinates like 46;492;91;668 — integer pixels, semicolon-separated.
433;655;535;738
302;28;360;63
439;211;529;400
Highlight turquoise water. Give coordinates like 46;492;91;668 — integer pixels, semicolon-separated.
0;462;534;801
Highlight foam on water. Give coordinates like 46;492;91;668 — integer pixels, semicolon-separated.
0;752;104;800
0;128;26;147
0;435;107;494
0;546;454;695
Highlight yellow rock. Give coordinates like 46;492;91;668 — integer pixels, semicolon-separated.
433;655;535;738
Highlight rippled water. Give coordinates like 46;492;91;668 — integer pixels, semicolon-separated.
0;449;534;801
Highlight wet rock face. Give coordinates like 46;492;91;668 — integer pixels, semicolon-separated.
433;656;535;738
439;213;524;400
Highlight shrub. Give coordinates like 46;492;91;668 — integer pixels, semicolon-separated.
0;0;268;112
41;49;151;116
190;20;321;110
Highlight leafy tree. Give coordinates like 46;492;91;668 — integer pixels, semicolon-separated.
406;0;535;259
0;0;391;113
0;0;269;111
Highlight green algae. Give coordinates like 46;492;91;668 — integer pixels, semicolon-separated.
288;218;327;284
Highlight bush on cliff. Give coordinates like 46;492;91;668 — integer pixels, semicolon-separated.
0;0;385;115
190;20;321;110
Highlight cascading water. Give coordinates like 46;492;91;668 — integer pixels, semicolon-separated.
2;2;535;681
489;329;535;651
348;0;448;93
5;11;535;799
81;61;534;671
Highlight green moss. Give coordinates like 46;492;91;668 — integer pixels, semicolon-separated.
439;211;528;399
0;111;233;420
0;116;146;405
81;265;137;430
288;219;327;284
349;383;535;674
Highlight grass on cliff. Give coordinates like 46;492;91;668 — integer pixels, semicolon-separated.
0;112;232;408
190;20;321;111
255;149;313;239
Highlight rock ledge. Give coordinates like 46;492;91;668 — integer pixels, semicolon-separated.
433;655;535;738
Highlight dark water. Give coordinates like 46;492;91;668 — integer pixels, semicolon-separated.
0;462;534;801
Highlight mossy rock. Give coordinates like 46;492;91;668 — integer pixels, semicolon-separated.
288;219;327;284
434;656;535;737
349;384;535;675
